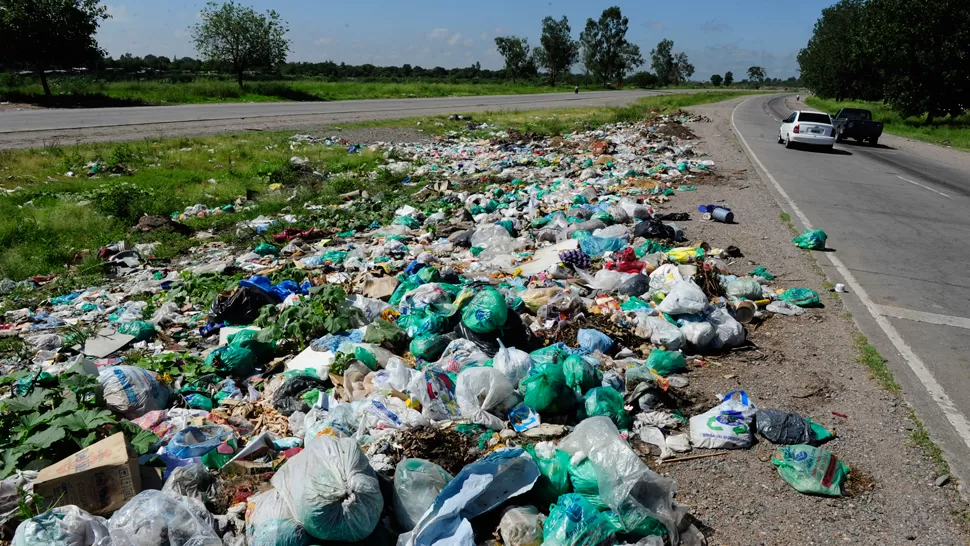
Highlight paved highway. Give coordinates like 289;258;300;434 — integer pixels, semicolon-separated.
0;90;679;148
733;94;970;486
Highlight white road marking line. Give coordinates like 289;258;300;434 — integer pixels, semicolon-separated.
875;304;970;330
731;97;970;450
897;175;950;198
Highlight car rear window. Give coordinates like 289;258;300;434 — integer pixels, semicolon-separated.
841;109;871;120
798;113;831;124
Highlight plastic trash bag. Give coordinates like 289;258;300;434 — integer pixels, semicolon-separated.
656;280;708;315
792;229;828;250
755;409;834;446
246;489;310;546
646;349;687;376
642;316;685;351
402;448;540;546
543;494;615;546
117;320;156;342
271;435;383;542
455;367;516;431
707;307;746;349
99;366;170;419
679;316;716;347
162;463;220;509
524;442;571;507
498;506;544;546
208;285;279;326
107;490;220;546
567;454;608;510
519;288;560;313
13;506;109;546
584;386;631;428
558;418;681;542
617;274;651;296
407;370;461;421
779;288;821;307
772;445;849;496
536;292;585;322
563;355;602;394
393;459;453;532
461;288;509;334
520;361;571;414
579;236;628;258
436;338;490;373
766;300;805;316
167;426;233;459
648;264;683;293
410;334;449;361
493;341;533;385
689;391;757;449
577;329;613;354
471;224;516;256
725;278;764;301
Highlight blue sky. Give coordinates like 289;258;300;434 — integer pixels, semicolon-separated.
97;0;835;79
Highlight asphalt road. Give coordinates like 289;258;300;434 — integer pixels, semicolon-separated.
733;94;970;488
0;90;675;148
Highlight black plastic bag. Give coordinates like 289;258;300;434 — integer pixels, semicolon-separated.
208;285;279;326
756;409;834;446
273;375;331;416
633;219;677;240
618;274;651;296
656;212;690;222
453;309;539;357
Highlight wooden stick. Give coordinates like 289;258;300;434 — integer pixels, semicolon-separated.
661;451;731;464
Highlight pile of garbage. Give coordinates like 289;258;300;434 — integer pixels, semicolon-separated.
0;115;845;546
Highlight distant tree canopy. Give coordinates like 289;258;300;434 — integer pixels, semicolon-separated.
580;6;643;85
724;71;734;86
710;74;723;87
192;1;290;88
534;16;579;86
0;0;109;96
798;0;970;121
746;66;767;86
650;39;693;86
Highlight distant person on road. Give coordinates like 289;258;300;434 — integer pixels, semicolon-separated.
575;86;579;94
796;94;801;101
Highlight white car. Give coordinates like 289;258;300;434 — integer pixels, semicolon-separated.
778;110;836;150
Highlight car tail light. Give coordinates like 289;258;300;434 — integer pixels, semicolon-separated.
793;124;800;134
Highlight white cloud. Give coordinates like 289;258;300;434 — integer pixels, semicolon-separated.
315;37;334;45
447;32;462;46
463;37;474;47
428;28;449;40
105;4;131;23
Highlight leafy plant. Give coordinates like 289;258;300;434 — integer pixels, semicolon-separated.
254;285;363;350
165;272;243;306
133;352;217;386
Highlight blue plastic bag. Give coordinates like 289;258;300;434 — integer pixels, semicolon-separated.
577;329;613;354
579;236;628;258
167;425;233;459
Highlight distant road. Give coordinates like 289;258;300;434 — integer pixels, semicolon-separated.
0;90;687;148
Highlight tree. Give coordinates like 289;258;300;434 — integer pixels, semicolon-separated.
535;16;579;86
0;0;109;97
650;39;675;86
747;66;767;86
797;0;880;102
674;52;694;84
579;6;643;86
710;74;723;87
494;36;535;83
192;1;290;88
724;71;734;86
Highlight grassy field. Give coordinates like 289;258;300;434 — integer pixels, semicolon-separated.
0;77;594;106
0;91;760;283
806;97;970;151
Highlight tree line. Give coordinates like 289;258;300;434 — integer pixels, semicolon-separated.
798;0;970;121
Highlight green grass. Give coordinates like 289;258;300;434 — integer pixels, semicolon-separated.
854;333;901;394
907;407;951;476
0;78;598;106
805;97;970;151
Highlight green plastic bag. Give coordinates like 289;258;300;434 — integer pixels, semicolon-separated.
461;288;508;334
397;308;449;337
563;354;602;394
520;362;570;414
390;275;422;306
393;216;421;229
496;220;517;237
584;386;631;428
792;229;828;250
410;334;449;361
543;494;615;546
750;266;776;280
779;288;821;307
602;510;667;540
568;457;608;510
646;349;687;376
354;346;379;371
772;445;849;496
201;438;238;469
529;344;567;367
531;217;551;228
592;211;614;224
206;345;256;378
118;320;156;341
416;266;440;284
524;444;571;506
620;297;650;312
227;329;274;358
253;242;279;256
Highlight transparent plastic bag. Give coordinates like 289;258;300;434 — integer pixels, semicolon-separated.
455;367;516;431
656;280;708;315
107;490;220;546
271;435;383;542
245;489;310;546
499;506;544;546
493;341;534;385
13;506;109;546
99;366;170;419
393;459;454;531
707;307;746;349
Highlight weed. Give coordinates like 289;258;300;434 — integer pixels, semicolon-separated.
854;334;901;394
779;212;791;223
906;407;951;476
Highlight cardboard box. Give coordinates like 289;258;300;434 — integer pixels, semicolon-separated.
34;432;141;515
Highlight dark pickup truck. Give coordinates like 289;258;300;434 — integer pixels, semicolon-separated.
831;108;884;145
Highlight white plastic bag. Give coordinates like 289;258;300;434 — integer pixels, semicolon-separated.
656;280;708;315
498;506;544;546
13;506;109;546
107;490;220;546
689;391;757;449
644;316;685;350
648;264;683;292
393;458;454;531
271;435;383;542
493;341;533;385
679;316;715;347
707;307;746;349
245;489;309;546
98;366;170;419
455;367;516;431
471;224;515;256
